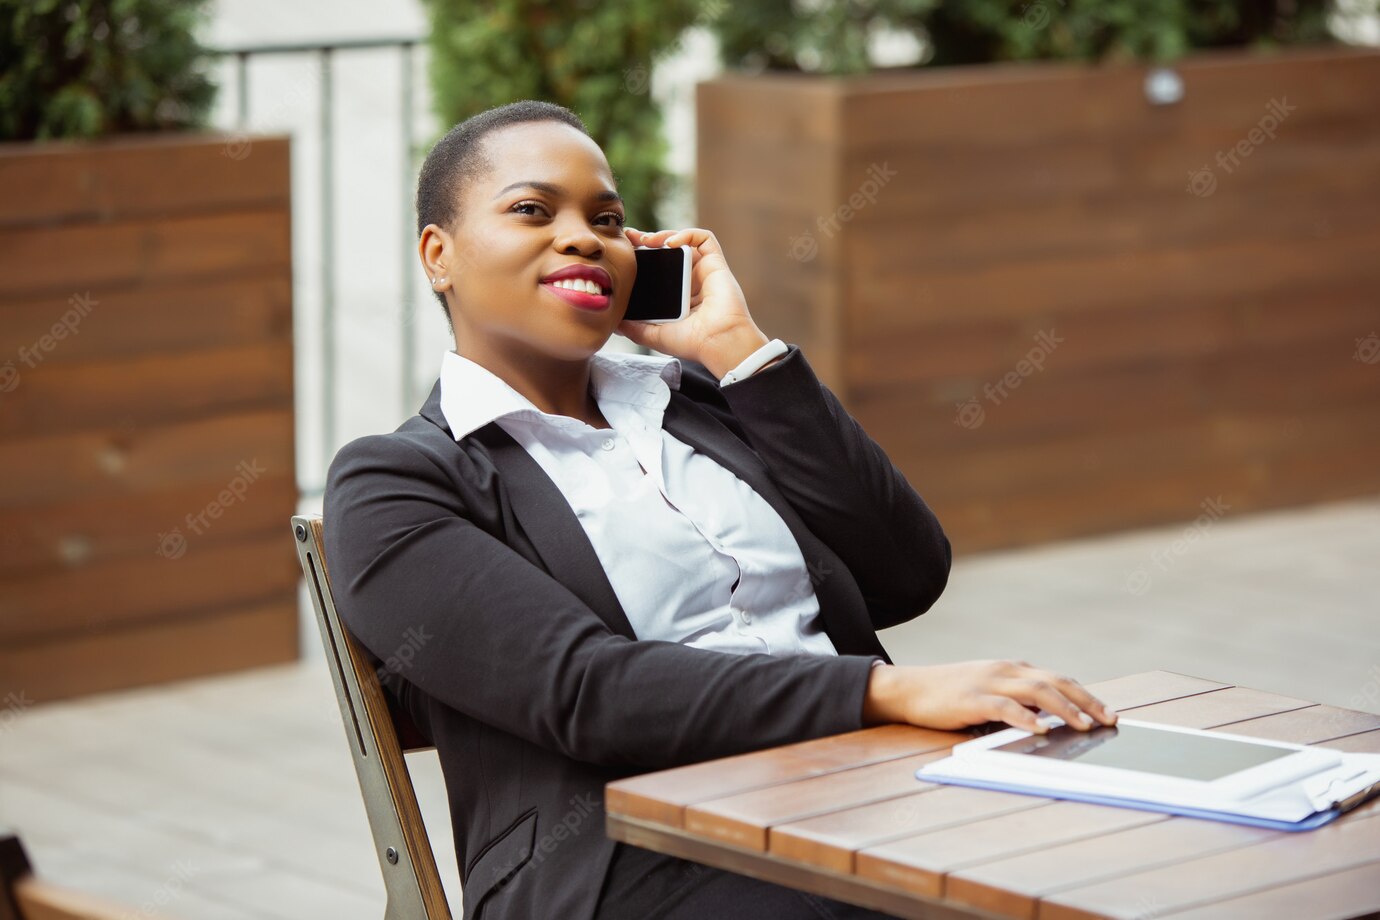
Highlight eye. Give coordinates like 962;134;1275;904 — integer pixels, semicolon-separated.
510;200;548;217
596;211;627;228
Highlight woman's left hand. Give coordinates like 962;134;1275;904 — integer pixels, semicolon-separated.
618;227;770;375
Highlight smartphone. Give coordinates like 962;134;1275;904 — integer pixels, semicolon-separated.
624;245;691;323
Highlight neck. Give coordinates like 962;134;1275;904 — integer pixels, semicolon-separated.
453;337;599;423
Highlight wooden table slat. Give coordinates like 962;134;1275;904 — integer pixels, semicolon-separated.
685;750;949;850
1314;727;1380;753
1038;804;1380;920
1152;859;1380;920
606;723;960;827
944;813;1280;919
770;785;1050;873
1078;670;1231;712
1118;686;1316;729
1208;704;1380;744
854;802;1166;900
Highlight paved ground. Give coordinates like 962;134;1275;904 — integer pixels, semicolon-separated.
2;494;1376;919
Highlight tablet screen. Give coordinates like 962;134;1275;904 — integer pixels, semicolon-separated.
991;722;1294;781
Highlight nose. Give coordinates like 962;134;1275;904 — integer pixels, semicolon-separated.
552;213;604;259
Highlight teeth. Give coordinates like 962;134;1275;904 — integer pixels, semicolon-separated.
550;278;603;295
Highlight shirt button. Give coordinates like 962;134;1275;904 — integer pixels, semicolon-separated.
600;438;615;451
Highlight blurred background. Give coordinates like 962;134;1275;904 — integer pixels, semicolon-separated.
1;0;1378;916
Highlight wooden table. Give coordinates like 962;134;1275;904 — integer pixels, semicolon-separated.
605;670;1380;919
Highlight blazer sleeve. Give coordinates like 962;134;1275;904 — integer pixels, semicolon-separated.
323;432;882;771
697;343;951;630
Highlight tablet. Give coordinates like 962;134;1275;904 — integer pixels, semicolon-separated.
954;718;1341;802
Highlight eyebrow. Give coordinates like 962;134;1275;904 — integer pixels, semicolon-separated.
492;180;623;205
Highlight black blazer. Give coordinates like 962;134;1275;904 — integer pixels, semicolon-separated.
323;343;951;920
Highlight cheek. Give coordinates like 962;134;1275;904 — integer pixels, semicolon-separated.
610;246;637;297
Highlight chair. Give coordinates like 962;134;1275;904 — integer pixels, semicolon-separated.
0;830;134;920
291;514;453;920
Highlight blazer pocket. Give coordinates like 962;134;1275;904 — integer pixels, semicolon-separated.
465;808;538;914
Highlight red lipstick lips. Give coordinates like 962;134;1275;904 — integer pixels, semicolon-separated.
539;263;612;311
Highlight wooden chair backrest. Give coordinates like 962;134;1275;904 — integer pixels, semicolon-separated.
291;514;452;920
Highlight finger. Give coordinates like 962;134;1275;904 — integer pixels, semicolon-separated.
1010;664;1118;727
1059;675;1115;728
662;227;718;254
1042;673;1118;726
989;696;1047;735
632;228;674;247
644;228;684;246
1006;677;1096;730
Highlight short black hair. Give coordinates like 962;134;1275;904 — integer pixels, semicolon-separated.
415;100;591;320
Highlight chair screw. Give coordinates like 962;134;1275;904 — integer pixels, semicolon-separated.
295;524;307;542
386;847;399;865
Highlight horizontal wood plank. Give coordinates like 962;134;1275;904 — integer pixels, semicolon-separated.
1123;686;1316;729
1213;706;1380;745
0;340;293;441
0;408;294;510
0;209;291;300
0;598;298;704
770;785;1047;874
606;724;960;828
0;531;299;643
684;751;948;851
855;803;1165;901
0;473;297;575
1037;804;1380;920
0;134;290;227
0;275;291;365
1153;859;1380;920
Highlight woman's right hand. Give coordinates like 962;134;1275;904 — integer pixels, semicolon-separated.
862;659;1118;735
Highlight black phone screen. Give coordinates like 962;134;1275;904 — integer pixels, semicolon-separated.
625;247;687;322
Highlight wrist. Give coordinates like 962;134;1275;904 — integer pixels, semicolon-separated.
700;324;771;380
861;663;903;725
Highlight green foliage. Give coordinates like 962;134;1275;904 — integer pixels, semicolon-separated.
923;0;1337;66
0;0;217;141
713;0;935;75
424;0;706;229
714;0;1359;72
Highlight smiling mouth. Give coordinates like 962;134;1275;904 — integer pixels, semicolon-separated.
540;280;611;311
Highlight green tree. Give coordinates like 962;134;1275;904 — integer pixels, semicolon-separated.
713;0;934;75
0;0;217;141
922;0;1336;66
713;0;1360;73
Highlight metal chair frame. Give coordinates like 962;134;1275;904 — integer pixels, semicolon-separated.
292;514;452;920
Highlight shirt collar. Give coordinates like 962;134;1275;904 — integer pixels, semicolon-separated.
438;347;682;442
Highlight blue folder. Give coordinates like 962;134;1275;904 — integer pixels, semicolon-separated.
913;769;1362;832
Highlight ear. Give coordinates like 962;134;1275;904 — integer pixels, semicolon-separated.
418;224;453;293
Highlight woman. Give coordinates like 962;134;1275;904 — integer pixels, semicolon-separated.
324;100;1117;920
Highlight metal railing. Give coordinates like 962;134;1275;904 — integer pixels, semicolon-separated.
208;36;425;498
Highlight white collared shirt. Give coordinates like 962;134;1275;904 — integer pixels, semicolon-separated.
438;348;838;659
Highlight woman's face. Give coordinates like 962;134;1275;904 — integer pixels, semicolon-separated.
433;121;636;362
